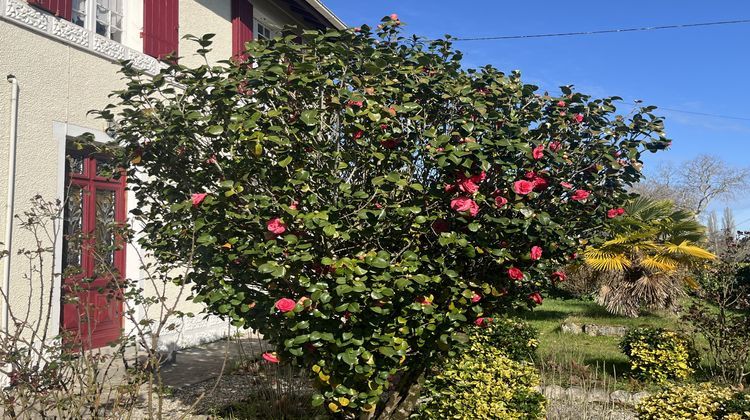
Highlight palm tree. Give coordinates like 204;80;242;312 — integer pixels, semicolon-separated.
583;197;715;317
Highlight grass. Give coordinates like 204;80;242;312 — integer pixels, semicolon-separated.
513;298;684;391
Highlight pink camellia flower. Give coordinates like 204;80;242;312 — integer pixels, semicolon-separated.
529;292;543;305
560;181;573;189
274;298;297;313
532;144;545;160
266;218;287;236
574;113;584;123
557;100;566;107
450;196;479;217
353;26;361;33
206;155;217;164
607;208;620;219
617;208;625;215
191;193;208;207
457;175;479;194
353;130;364;139
525;171;536;180
508;267;524;281
390;13;399;20
530;246;543;261
513;180;535;195
532;175;549;191
289;200;299;210
471;293;482;303
549;141;562;152
347;100;363;108
432;219;450;234
571;189;591;201
495;196;508;208
262;352;280;363
552;271;568;282
474;317;493;327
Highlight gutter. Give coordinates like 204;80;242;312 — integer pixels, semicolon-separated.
2;75;19;335
302;0;347;30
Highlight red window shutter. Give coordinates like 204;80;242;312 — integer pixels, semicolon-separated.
143;0;179;60
28;0;72;20
231;0;254;57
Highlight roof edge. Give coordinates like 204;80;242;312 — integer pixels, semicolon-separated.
301;0;347;30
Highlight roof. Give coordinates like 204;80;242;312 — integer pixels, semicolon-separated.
285;0;347;30
302;0;346;30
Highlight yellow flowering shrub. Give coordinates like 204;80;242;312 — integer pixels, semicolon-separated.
636;383;746;420
414;342;545;419
621;328;698;383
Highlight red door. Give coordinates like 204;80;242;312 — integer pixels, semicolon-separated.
62;153;126;349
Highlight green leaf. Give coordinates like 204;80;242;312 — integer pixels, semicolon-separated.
299;110;318;126
207;125;224;135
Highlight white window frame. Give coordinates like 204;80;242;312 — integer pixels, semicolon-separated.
72;0;124;43
253;9;280;40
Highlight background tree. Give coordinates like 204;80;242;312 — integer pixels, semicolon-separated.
632;154;750;215
584;197;715;317
98;18;669;417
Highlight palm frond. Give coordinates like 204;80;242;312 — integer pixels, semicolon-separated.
662;241;716;260
640;255;678;273
583;251;632;272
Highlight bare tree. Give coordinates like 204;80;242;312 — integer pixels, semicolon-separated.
632;154;750;215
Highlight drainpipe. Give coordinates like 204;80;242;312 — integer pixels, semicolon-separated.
2;75;19;335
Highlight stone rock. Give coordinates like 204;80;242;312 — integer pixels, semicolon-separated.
610;390;633;404
565;386;587;401
543;385;566;400
587;388;611;403
584;324;628;337
561;321;583;334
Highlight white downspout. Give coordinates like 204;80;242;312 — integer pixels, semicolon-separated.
2;75;19;335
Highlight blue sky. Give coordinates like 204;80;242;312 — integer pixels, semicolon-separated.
325;0;750;227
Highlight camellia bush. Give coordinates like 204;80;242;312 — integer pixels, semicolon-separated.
98;16;669;417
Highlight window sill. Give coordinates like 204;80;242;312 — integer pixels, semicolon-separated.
1;0;162;75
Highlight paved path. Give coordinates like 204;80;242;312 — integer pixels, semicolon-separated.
158;335;268;388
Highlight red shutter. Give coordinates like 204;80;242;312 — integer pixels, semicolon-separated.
28;0;72;20
231;0;254;58
143;0;179;60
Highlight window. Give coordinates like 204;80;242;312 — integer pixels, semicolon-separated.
255;20;273;40
95;0;123;43
71;0;86;27
68;0;123;42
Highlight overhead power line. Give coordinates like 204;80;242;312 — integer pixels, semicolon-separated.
453;19;750;41
613;100;750;122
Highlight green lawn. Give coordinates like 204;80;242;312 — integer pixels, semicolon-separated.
513;298;685;391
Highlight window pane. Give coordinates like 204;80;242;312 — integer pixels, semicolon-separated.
64;185;84;269
67;154;85;174
72;0;86;27
94;189;116;269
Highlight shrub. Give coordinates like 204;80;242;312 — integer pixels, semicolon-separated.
636;383;746;420
415;341;545;419
720;392;750;419
687;232;750;385
466;317;538;362
99;16;669;416
621;327;698;383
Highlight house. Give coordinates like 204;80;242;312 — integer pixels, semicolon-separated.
0;0;345;351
